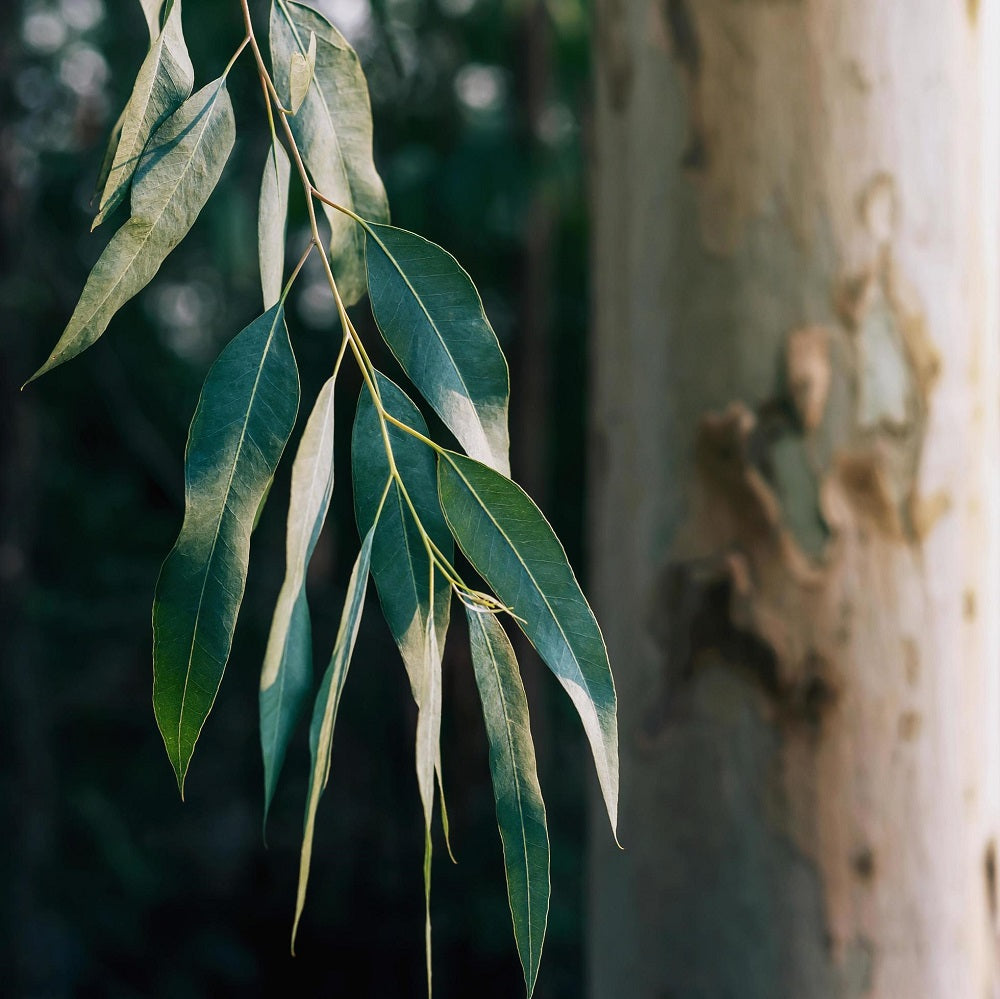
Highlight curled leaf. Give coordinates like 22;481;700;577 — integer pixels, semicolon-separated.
288;31;317;115
258;141;291;309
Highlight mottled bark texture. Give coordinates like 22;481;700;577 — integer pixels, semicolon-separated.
588;2;1000;997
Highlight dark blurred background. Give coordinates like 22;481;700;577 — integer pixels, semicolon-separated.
0;0;593;995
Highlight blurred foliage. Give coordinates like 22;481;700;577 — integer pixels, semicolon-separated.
0;0;592;995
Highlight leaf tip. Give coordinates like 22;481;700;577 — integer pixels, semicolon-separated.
23;359;52;389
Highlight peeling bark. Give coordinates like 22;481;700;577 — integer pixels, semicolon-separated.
589;2;1000;997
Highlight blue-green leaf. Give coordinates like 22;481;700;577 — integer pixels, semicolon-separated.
437;450;619;833
291;527;374;950
95;0;194;228
352;373;455;863
365;223;510;475
351;372;452;698
260;373;337;820
270;0;388;305
30;77;234;383
258;140;291;310
152;304;300;794
466;608;549;996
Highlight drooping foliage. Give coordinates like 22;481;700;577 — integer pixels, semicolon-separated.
27;2;617;994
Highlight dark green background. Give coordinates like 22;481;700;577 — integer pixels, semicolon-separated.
0;0;593;995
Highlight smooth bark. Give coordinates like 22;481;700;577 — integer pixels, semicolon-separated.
589;3;1000;996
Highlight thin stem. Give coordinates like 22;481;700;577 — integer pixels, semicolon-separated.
382;412;447;454
224;34;251;77
240;0;500;616
311;187;363;224
279;241;314;302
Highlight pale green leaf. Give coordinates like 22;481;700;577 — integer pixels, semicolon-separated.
152;304;300;794
29;77;234;383
466;608;549;996
95;0;194;228
260;374;338;820
416;614;442;997
93;103;127;207
291;527;374;950
270;0;389;305
258;140;291;309
366;223;510;475
351;372;452;698
140;0;165;41
288;30;316;115
437;451;619;834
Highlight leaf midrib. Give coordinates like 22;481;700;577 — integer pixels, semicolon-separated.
175;309;282;772
367;228;481;431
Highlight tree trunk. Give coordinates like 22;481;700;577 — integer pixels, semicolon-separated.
588;3;1000;997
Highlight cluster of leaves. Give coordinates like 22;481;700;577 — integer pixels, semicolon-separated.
26;0;618;994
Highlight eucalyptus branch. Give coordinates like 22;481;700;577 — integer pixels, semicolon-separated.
28;2;621;993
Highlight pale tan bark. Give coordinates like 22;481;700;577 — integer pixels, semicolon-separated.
588;2;1000;997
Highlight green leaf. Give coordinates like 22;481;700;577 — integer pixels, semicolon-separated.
288;30;316;115
352;373;456;862
365;223;511;476
270;0;389;305
139;0;166;41
437;451;619;834
258;140;291;309
152;304;300;794
260;373;338;820
466;608;549;996
95;0;194;228
29;77;235;383
291;526;374;951
351;372;452;700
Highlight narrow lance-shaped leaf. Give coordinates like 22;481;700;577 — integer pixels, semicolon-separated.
352;372;452;698
366;223;510;475
466;608;549;997
416;614;442;997
153;304;300;794
29;77;235;383
437;451;619;834
258;140;291;309
292;527;374;951
288;30;316;115
260;374;338;820
352;373;455;850
95;0;194;228
270;0;389;305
